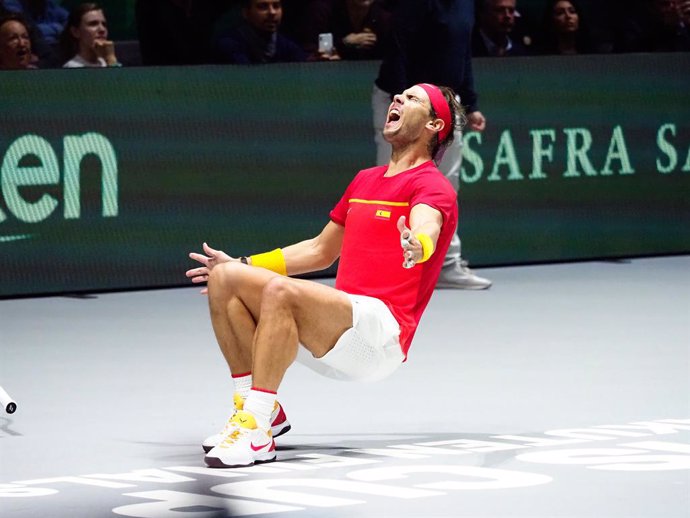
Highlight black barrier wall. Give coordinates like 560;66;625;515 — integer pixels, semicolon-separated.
1;54;689;297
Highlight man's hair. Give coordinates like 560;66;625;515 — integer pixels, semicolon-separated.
0;12;30;32
428;86;466;161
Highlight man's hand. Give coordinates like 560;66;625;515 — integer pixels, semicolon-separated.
343;30;377;49
467;110;486;132
186;242;234;294
316;50;342;61
397;216;423;269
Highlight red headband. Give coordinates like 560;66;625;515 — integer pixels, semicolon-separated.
416;83;452;144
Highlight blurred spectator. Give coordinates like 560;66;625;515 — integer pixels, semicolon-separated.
0;13;35;68
300;0;392;60
535;0;594;54
1;0;56;65
2;0;67;45
59;3;121;67
215;0;306;64
617;0;690;52
473;0;531;56
135;0;231;65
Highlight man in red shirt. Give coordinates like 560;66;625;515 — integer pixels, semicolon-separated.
186;83;462;468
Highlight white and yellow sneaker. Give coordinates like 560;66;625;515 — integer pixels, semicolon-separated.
204;410;276;468
202;393;290;453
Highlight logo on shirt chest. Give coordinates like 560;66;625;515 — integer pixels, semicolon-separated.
348;199;409;224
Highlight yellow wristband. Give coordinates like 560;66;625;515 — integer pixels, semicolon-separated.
415;233;434;263
250;248;287;275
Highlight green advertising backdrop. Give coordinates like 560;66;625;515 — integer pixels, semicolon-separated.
1;54;689;297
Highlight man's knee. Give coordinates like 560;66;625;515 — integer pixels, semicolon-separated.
261;276;298;310
208;261;244;296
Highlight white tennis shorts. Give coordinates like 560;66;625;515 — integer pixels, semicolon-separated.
296;294;404;382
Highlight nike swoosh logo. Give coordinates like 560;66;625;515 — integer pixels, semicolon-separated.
250;440;272;451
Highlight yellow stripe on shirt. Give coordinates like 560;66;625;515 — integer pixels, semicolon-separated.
349;199;410;206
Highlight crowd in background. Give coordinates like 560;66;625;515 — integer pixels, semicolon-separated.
1;0;689;70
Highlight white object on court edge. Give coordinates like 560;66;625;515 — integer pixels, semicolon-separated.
0;385;17;414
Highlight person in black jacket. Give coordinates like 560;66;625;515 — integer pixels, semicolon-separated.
215;0;306;64
472;0;530;57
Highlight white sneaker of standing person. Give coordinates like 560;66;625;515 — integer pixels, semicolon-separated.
436;258;492;290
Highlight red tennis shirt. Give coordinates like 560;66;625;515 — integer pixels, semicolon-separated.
329;160;458;358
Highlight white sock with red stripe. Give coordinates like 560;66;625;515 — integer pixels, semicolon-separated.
231;372;252;400
244;387;276;431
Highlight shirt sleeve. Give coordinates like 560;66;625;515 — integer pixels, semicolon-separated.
410;172;457;224
329;173;358;226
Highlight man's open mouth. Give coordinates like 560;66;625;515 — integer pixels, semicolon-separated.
386;109;401;125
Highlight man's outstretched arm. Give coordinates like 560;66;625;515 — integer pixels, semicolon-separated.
186;221;345;291
279;220;344;276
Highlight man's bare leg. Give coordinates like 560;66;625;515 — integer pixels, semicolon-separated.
204;265;354;467
251;275;354;392
208;262;354;390
208;292;255;374
206;262;278;374
202;263;293;455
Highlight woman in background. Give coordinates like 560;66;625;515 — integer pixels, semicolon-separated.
2;0;67;45
0;13;35;69
59;2;120;67
536;0;594;55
